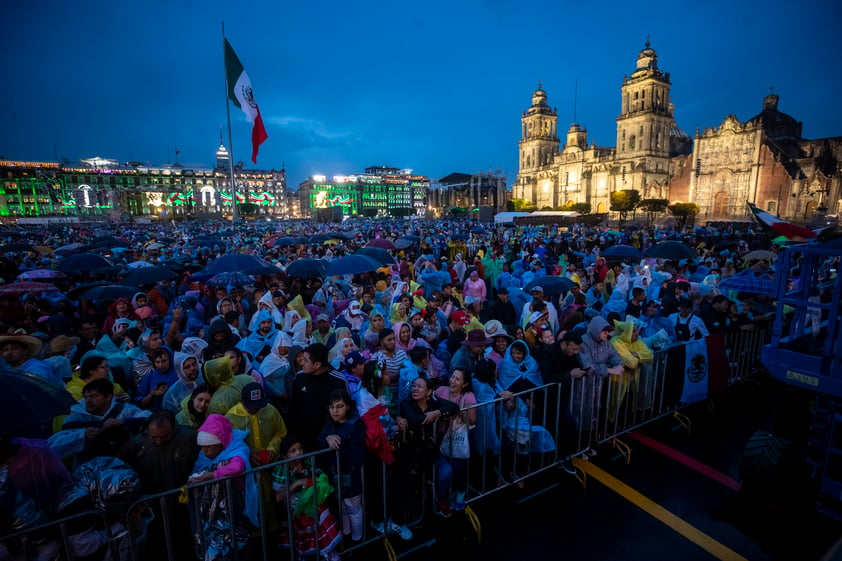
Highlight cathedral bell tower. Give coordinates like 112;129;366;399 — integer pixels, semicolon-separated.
519;84;559;172
616;41;674;161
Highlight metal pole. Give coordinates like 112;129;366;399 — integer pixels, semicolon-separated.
222;21;239;224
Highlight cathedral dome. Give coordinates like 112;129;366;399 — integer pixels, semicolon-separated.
635;40;658;72
747;94;802;141
531;83;549;108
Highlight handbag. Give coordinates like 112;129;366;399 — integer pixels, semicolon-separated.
440;420;470;459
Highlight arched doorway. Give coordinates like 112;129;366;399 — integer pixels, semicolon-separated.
804;200;817;219
596;202;606;213
713;192;729;216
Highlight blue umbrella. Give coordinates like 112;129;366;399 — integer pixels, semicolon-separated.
57;252;113;272
644;241;697;262
286;258;328;279
206;271;255;287
353;247;393;266
326;254;382;277
451;233;470;240
121;265;178;287
273;237;298;247
394;238;415;250
601;245;644;261
193;254;278;280
718;270;777;297
525;275;576;295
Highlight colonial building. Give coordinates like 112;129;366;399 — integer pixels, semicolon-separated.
427;169;508;218
298;166;429;219
515;41;841;222
669;95;842;221
514;42;692;214
0;141;287;222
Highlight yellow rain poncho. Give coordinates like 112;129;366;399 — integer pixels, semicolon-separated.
608;320;654;422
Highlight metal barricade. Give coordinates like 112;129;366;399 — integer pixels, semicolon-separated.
1;509;121;561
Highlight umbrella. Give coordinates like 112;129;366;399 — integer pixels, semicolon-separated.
353;247;394;266
367;239;396;250
206;271;255;287
0;282;61;296
272;237;298;247
89;238;129;249
743;250;777;262
0;368;77;432
719;270;777;297
16;269;66;281
310;233;332;244
193;253;279;280
401;235;421;242
32;245;54;255
601;245;644;261
78;284;139;302
121;266;178;287
451;233;470;240
325;254;382;277
53;242;86;255
145;242;165;251
57;252;113;272
644;241;697;262
524;275;576;295
394;239;415;250
127;261;155;269
333;232;355;240
286;258;328;279
470;226;486;234
0;243;35;253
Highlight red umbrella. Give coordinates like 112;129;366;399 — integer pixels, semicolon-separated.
0;282;61;295
366;239;396;250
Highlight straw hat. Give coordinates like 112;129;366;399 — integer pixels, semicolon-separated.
45;334;80;356
0;334;44;356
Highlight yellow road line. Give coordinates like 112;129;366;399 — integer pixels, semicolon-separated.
573;457;749;561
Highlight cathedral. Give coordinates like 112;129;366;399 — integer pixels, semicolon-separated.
514;42;842;222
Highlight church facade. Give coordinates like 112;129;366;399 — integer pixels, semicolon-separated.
514;42;842;222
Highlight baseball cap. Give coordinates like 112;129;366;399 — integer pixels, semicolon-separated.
530;285;544;294
451;310;470;326
343;351;365;368
241;382;267;409
316;313;330;323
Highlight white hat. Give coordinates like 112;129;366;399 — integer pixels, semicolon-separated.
197;431;222;446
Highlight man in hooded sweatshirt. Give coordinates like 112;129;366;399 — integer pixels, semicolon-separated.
236;309;278;366
162;352;203;413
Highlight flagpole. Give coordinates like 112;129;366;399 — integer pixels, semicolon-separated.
222;21;239;224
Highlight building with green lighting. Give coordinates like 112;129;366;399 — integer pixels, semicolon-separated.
298;166;429;220
0;142;287;222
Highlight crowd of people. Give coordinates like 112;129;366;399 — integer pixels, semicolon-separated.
1;216;837;560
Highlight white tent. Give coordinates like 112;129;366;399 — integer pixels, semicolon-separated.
494;211;530;224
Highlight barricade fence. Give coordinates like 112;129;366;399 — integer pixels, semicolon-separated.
2;328;768;560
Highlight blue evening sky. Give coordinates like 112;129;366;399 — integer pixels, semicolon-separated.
2;0;840;189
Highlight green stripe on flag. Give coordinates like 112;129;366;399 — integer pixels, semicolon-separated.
224;39;244;109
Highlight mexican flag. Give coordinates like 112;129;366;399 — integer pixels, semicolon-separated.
746;202;816;240
224;39;268;164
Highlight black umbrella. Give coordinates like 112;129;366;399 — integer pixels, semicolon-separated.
0;368;77;433
401;235;421;242
310;233;332;244
451;233;470;240
353;247;394;266
206;271;255;287
79;284;140;302
273;237;298;247
193;254;278;280
57;252;113;272
0;243;36;253
644;241;697;262
713;239;739;251
121;266;178;287
524;275;576;296
325;254;382;276
286;258;328;279
601;245;644;261
394;238;415;250
470;226;486;234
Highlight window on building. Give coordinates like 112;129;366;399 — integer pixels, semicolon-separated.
766;201;777;214
629;135;636;150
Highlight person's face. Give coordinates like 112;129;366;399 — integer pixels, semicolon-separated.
300;352;317;374
562;341;581;356
599;328;612;341
449;370;466;393
215;289;227;300
148;332;163;350
714;300;728;313
90;361;110;380
645;303;658;316
539;330;554;345
154;353;170;371
493;337;509;354
410;378;431;402
341;339;355;355
679;306;691;318
410;314;423;328
1;342;26;366
399;324;411;343
499;292;509;302
182;357;199;380
201;443;223;460
317;319;329;332
372;315;385;331
594;282;604;293
285;441;304;459
116;301;129;312
148;421;175;446
259;319;272;335
189;390;211;414
80;323;98;340
272;295;283;307
514;327;524;340
223;350;241;369
220;300;234;315
381;333;396;352
135;296;148;308
328;399;351;423
84;389;112;416
363;293;374;303
729;302;740;315
350;362;365;379
510;347;525;363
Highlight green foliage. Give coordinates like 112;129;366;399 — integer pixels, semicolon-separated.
390;207;413;217
510;198;535;212
540;206;553;211
609;190;642;225
569;202;592;214
640;198;669;224
238;202;258;215
668;202;700;229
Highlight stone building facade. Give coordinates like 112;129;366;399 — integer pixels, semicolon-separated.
515;42;841;223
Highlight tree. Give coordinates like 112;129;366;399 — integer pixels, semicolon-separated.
610;189;641;225
509;198;535;212
390;207;413;218
238;202;258;216
639;198;669;225
668;202;700;230
569;202;592;215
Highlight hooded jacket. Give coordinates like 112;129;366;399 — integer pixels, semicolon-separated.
579;317;623;377
162;351;203;413
610;320;654;371
237;309;278;364
498;340;542;391
204;356;254;415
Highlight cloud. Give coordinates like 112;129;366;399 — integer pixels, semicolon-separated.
265;114;364;146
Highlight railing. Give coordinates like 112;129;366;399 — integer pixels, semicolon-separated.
3;328;770;560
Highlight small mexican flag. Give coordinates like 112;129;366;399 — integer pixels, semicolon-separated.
746;202;816;240
224;39;268;164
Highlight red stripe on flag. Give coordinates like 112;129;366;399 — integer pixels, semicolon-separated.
251;109;268;164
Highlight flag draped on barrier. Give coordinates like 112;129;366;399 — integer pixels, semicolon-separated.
680;339;709;403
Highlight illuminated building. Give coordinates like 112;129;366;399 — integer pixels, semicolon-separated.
298;166;429;220
0;141;287;221
427;170;508;219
